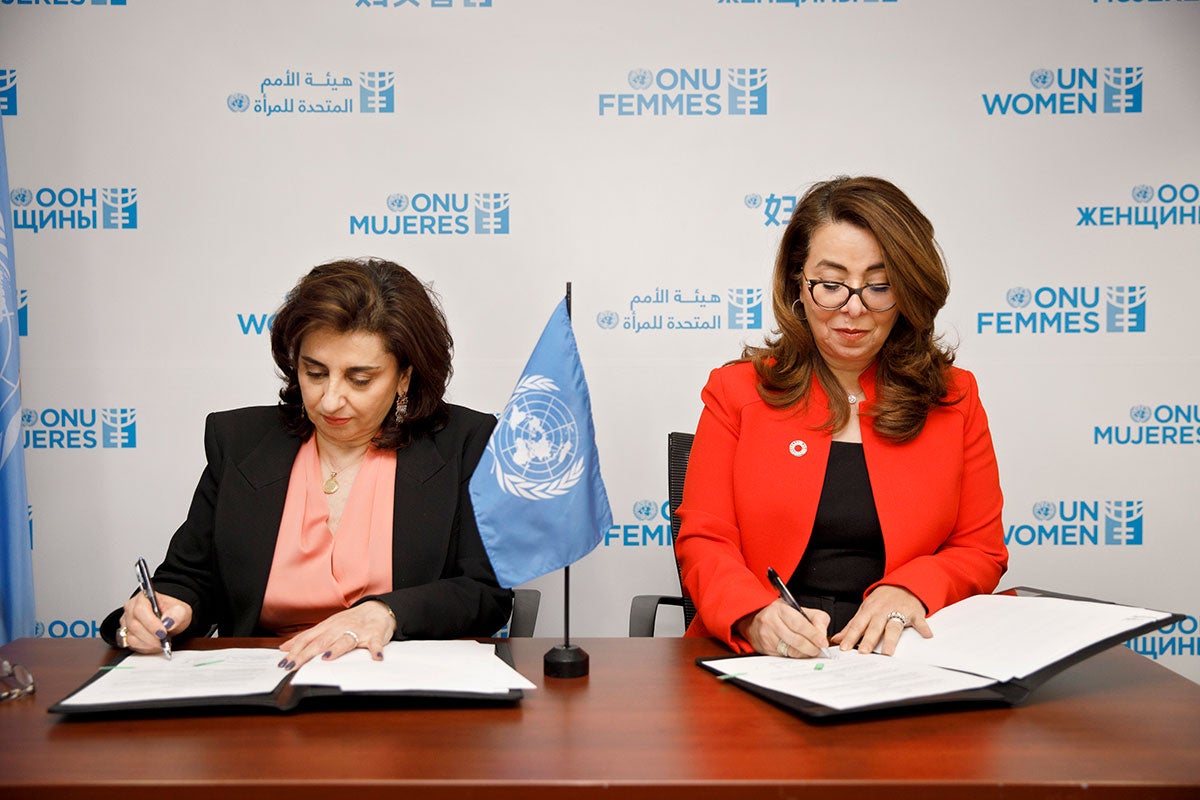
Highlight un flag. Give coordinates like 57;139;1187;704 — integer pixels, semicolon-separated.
0;119;35;645
470;298;612;589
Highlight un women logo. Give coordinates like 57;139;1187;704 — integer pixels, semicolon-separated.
627;68;654;91
491;375;584;501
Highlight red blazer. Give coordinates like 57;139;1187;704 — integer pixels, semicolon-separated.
675;361;1007;652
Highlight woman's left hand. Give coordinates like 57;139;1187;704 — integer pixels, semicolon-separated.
277;600;397;670
830;585;932;656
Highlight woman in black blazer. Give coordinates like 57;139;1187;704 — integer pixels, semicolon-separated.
102;259;511;669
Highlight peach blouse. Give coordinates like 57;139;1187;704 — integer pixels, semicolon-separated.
259;436;396;635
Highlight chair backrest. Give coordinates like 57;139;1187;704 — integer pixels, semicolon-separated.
667;431;698;631
508;588;540;638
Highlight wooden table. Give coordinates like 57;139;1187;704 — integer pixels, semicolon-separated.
2;636;1198;799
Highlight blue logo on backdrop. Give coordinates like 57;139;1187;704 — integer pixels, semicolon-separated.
350;192;511;236
599;286;764;333
982;66;1144;116
716;0;898;6
101;188;138;229
228;69;395;117
744;191;801;226
1094;403;1200;446
976;285;1146;335
354;0;493;8
10;186;138;234
359;71;395;113
1126;615;1200;663
17;288;27;336
1078;182;1199;229
599;67;768;117
0;0;127;7
1006;499;1144;547
34;618;102;640
22;407;138;450
728;288;764;329
605;498;673;547
237;312;276;335
0;70;16;116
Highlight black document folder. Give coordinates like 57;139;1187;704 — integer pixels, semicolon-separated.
697;587;1184;721
49;640;527;716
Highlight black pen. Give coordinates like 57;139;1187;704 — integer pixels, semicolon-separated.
766;566;830;658
135;557;172;660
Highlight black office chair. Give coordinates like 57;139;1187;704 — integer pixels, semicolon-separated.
508;588;541;638
628;432;697;636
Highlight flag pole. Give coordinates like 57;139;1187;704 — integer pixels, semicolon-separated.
544;281;589;679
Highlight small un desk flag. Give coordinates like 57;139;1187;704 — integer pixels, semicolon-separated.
470;297;612;591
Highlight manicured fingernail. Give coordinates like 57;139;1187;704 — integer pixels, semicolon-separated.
278;658;288;668
155;629;167;641
162;617;175;629
285;661;296;670
322;651;332;660
374;652;383;660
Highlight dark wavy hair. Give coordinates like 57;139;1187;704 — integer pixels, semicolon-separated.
744;176;958;442
270;258;452;449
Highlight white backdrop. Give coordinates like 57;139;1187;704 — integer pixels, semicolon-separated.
2;0;1198;682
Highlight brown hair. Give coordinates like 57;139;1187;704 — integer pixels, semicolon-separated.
270;258;452;449
744;176;957;442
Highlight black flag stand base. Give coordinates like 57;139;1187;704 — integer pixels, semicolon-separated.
544;564;589;678
544;644;589;679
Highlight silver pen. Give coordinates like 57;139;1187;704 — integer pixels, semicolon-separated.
767;566;831;658
135;557;172;660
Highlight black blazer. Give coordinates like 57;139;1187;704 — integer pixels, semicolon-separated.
102;405;511;643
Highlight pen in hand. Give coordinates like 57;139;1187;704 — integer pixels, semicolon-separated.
766;566;830;658
135;557;172;660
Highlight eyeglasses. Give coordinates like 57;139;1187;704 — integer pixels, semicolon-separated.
0;659;35;702
802;276;897;312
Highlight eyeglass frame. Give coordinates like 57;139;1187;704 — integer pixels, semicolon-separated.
800;273;897;313
0;658;35;701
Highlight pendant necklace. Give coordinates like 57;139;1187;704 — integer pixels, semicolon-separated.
322;451;366;495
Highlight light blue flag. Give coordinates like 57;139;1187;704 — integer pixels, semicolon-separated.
0;119;35;645
471;298;612;589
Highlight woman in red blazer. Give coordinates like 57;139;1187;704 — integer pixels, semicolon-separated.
676;177;1007;658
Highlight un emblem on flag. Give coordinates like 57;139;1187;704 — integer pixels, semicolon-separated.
491;375;584;500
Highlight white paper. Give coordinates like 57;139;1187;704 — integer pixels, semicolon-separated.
706;650;995;711
56;648;286;707
891;594;1172;682
291;640;536;695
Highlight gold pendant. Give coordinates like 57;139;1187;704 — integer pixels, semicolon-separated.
322;473;339;494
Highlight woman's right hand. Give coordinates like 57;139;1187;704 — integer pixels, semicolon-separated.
118;592;192;653
735;599;830;658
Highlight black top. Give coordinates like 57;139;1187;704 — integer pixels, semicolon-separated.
787;441;885;632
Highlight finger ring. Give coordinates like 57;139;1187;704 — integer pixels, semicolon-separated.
886;611;908;627
777;639;789;657
342;630;360;646
116;626;129;648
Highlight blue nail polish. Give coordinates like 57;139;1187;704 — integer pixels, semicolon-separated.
155;629;167;641
285;660;296;670
162;617;175;629
278;658;287;668
322;651;332;659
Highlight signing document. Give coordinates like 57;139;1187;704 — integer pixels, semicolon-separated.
293;640;535;694
54;641;535;712
703;593;1174;713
